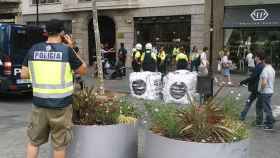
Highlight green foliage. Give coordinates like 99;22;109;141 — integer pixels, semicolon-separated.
145;101;181;138
144;87;249;143
72;88;138;125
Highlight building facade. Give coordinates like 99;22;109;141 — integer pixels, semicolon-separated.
0;0;21;23
211;0;280;72
21;0;207;65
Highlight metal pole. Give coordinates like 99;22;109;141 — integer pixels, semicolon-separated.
209;0;214;72
36;0;39;26
209;0;214;97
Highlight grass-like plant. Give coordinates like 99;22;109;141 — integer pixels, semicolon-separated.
72;87;139;125
145;86;249;143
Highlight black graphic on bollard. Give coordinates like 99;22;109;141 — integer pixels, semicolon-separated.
169;82;187;100
132;80;147;96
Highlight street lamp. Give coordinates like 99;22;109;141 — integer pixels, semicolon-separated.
36;0;39;26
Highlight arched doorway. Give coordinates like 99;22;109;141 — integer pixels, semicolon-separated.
88;16;116;65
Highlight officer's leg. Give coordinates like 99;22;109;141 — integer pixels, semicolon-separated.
27;143;39;158
53;150;66;158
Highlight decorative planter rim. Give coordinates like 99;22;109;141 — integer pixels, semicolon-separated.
147;130;249;145
72;122;138;128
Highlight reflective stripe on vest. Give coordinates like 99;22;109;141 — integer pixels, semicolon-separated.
28;61;73;99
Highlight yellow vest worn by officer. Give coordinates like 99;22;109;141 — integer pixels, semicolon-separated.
176;52;188;70
141;50;157;72
24;43;79;108
172;47;180;57
132;50;142;72
158;51;166;64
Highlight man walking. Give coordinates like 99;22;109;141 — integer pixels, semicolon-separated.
240;52;265;121
257;55;275;130
21;19;87;158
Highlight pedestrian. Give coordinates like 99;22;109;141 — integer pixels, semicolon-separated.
246;51;255;74
257;55;276;130
190;46;200;72
176;46;188;70
118;43;127;76
157;46;167;75
239;52;265;121
141;43;157;72
198;47;209;76
131;43;142;72
221;48;232;85
21;19;87;158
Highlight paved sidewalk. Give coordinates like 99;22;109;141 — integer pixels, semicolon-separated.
0;73;279;158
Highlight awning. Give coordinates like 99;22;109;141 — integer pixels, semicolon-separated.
224;5;280;28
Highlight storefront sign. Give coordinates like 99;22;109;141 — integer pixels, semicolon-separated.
224;5;280;27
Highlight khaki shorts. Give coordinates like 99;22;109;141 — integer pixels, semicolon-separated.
27;105;73;150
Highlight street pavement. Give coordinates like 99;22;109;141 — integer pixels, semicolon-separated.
0;72;279;158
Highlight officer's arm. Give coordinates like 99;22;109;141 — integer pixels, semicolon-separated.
75;63;87;76
21;66;29;79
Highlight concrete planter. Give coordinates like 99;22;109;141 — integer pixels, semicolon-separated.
144;131;249;158
67;123;138;158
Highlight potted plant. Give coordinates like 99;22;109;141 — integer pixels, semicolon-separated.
143;88;250;158
67;88;139;158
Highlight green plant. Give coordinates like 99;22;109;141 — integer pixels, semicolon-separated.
72;88;138;125
145;86;249;143
145;101;181;138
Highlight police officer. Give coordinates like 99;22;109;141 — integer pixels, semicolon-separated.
176;47;189;70
141;43;157;72
157;46;166;74
132;43;142;72
21;19;87;158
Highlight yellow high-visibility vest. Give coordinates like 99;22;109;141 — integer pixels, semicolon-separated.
172;48;180;56
176;53;188;62
158;51;166;61
28;60;73;99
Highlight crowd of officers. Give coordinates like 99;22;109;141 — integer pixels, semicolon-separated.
131;43;203;75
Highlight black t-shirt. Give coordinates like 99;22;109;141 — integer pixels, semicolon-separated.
23;42;83;109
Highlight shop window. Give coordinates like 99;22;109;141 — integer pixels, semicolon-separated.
224;28;280;71
134;15;191;53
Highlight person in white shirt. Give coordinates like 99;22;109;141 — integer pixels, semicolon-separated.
257;55;275;130
198;47;209;76
221;48;232;85
246;52;255;73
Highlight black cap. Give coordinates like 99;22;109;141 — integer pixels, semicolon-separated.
46;19;64;35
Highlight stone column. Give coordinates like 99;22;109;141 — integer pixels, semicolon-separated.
113;13;134;67
191;14;205;50
72;12;90;65
204;0;225;71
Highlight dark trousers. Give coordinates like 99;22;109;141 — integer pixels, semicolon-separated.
132;61;141;72
256;93;275;127
240;92;258;120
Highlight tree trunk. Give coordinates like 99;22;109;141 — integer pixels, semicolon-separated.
92;0;104;95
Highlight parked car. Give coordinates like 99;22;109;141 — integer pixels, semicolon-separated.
0;23;46;94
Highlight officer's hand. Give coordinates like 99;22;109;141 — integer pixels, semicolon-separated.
63;34;74;48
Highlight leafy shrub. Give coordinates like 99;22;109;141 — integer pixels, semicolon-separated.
145;87;249;143
72;88;138;125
